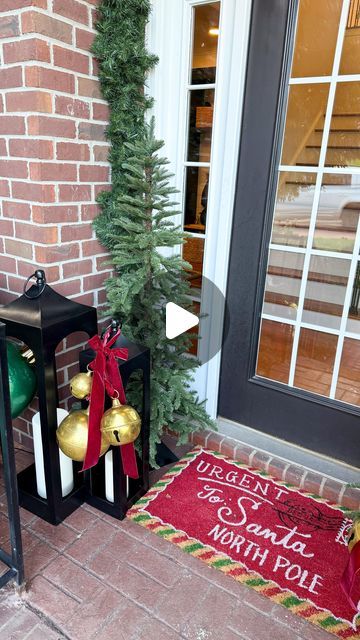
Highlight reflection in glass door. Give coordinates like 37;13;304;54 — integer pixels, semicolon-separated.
256;0;360;407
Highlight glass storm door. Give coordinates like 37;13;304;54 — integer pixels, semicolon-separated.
219;0;360;467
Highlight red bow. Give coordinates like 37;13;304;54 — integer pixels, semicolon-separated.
341;540;360;611
82;328;139;479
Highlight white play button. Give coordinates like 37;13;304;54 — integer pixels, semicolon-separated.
165;302;199;339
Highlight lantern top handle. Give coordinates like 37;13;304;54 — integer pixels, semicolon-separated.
23;270;46;300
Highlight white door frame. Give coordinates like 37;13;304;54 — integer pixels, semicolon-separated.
148;0;252;418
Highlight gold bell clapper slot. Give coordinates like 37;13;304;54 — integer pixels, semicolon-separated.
32;409;74;499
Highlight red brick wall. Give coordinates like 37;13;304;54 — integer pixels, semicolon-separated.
0;0;111;447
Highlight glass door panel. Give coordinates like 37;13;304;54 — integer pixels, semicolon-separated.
280;84;330;166
325;82;360;168
263;250;304;320
256;320;294;384
182;1;220;355
293;329;338;396
187;89;214;163
336;337;360;404
184;166;210;231
313;174;359;253
340;0;360;74
256;0;360;409
291;0;342;77
191;2;220;84
271;171;316;247
302;255;350;330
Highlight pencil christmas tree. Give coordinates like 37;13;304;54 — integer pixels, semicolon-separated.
103;119;213;463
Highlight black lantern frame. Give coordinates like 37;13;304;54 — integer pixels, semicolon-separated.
79;328;150;519
0;271;98;525
0;322;24;588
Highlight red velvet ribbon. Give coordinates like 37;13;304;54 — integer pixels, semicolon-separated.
82;328;139;479
341;540;360;611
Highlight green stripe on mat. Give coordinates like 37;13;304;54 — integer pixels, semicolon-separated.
246;578;268;588
282;595;304;608
320;616;343;629
183;543;203;553
133;514;151;522
211;558;233;568
157;528;175;537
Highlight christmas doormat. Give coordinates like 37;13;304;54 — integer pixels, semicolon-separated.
128;447;360;638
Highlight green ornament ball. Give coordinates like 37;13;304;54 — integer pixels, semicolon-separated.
6;340;37;419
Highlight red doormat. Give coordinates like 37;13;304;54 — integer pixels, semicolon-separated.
128;447;360;638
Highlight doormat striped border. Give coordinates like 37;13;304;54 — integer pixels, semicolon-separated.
128;447;359;639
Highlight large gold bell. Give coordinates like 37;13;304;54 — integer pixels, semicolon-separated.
70;371;92;399
56;407;109;462
100;398;141;447
348;517;360;553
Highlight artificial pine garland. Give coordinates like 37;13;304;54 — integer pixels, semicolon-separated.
93;0;214;464
92;0;158;249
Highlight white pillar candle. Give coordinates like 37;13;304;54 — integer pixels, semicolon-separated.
32;408;74;499
105;449;129;503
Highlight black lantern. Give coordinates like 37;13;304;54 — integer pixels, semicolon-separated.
0;322;24;587
0;271;98;525
79;321;151;520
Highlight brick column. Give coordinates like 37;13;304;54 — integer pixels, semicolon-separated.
0;0;111;446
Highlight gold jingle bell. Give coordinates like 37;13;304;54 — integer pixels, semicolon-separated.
348;517;360;553
70;371;92;399
56;407;109;462
100;397;141;447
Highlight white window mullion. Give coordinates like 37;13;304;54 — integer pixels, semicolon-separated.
345;330;360;340
287;0;351;387
269;243;306;254
279;166;360;174
262;313;295;326
184;161;211;167
289;73;360;85
187;83;216;90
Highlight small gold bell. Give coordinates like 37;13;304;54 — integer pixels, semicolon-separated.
56;407;109;462
70;371;93;399
348;517;360;553
100;397;141;447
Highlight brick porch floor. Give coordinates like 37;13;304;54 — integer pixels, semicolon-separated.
0;441;357;640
